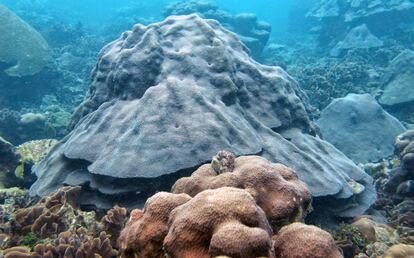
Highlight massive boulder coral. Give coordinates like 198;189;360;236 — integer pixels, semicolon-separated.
330;24;383;57
317;94;406;164
172;152;312;230
119;187;274;258
0;4;52;77
380;50;414;107
118;192;192;257
31;14;375;217
273;222;343;258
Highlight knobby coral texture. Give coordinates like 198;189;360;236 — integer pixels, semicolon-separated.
30;14;375;218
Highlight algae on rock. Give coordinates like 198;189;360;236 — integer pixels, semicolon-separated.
0;4;52;77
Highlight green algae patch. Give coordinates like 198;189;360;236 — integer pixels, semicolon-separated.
0;4;52;77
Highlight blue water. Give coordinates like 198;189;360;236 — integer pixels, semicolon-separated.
0;0;296;37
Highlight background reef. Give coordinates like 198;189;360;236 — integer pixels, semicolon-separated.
0;0;414;257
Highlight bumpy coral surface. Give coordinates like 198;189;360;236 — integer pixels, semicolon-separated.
383;244;414;258
164;187;274;258
385;130;414;197
273;222;343;258
172;152;312;230
395;130;414;170
119;188;275;258
118;192;191;258
31;14;374;217
0;4;52;77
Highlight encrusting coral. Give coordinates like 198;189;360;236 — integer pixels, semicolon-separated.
172;151;312;231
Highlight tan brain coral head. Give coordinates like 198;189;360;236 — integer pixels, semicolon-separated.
118;192;192;258
163;187;274;258
0;4;52;77
172;153;312;231
273;222;343;258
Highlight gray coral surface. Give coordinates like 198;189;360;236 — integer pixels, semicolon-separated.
317;94;406;164
380;50;414;106
30;15;375;217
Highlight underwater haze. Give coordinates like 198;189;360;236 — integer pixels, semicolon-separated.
0;0;414;257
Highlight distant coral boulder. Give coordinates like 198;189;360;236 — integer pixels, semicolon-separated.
330;24;383;57
0;4;52;77
31;15;375;218
380;50;414;107
163;0;271;58
317;94;406;164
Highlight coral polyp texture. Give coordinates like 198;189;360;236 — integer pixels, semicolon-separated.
0;4;52;77
273;222;344;258
30;14;375;217
119;187;275;258
118;192;192;258
172;152;312;230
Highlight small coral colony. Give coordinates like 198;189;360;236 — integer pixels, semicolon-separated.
1;0;414;258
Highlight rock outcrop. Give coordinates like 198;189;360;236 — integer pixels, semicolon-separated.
317;94;406;164
31;15;375;217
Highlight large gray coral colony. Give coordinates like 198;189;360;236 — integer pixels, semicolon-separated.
31;15;375;217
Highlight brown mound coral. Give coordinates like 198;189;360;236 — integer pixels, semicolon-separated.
118;192;192;258
164;187;274;258
119;187;275;258
273;222;343;258
172;152;312;230
383;244;414;258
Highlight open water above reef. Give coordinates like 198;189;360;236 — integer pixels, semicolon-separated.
0;0;414;257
